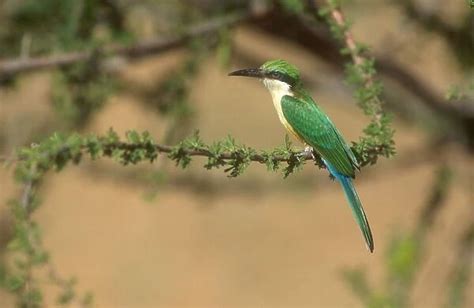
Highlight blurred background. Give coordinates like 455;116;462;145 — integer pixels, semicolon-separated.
0;0;473;307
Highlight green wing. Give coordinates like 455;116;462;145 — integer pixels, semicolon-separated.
281;95;359;178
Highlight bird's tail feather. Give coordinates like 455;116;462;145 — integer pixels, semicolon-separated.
336;174;374;253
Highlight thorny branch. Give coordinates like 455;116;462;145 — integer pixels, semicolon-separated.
1;141;314;166
446;222;474;307
20;178;34;211
322;1;383;117
5;129;399;178
397;0;474;58
0;12;249;79
111;141;314;164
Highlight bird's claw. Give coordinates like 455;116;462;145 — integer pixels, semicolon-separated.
298;146;316;160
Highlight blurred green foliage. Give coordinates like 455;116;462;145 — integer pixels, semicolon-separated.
318;1;395;167
52;59;118;128
0;0;126;57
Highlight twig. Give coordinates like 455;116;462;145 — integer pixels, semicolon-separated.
114;141;313;163
416;161;452;236
328;8;361;65
446;222;474;308
398;0;471;41
321;2;473;149
20;179;34;210
11;137;394;169
323;2;383;118
0;155;16;164
100;0;126;32
379;58;474;148
0;12;249;78
19;162;38;214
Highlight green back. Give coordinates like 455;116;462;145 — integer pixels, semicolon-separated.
281;93;359;178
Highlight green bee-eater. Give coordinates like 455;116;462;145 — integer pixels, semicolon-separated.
229;59;374;252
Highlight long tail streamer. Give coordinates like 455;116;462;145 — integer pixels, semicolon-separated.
325;161;374;253
337;175;374;252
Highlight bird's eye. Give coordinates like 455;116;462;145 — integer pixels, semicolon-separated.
267;71;295;86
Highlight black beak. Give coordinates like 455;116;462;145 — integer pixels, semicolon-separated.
228;68;265;79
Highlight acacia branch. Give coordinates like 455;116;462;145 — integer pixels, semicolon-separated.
328;8;362;66
111;141;313;163
12;129;399;186
0;12;250;79
322;1;384;116
398;0;470;40
321;2;474;148
446;222;474;307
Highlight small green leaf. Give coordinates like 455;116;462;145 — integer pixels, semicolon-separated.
126;130;141;143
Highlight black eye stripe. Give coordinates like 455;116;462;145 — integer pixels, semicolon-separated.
266;71;296;85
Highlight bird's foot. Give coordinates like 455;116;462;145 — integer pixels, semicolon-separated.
303;146;316;160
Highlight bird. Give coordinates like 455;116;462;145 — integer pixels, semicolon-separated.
229;59;374;252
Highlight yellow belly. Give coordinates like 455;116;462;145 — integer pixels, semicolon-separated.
263;78;306;144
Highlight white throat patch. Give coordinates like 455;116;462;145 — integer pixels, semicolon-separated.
262;79;293;125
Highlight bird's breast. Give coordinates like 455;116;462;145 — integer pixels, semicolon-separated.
262;79;303;142
263;79;291;124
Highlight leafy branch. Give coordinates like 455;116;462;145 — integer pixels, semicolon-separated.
12;129;321;181
9;121;400;187
0;12;248;80
318;0;395;166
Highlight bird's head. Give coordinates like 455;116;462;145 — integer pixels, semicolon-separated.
228;59;301;89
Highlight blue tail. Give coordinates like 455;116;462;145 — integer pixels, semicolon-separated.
325;162;374;253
